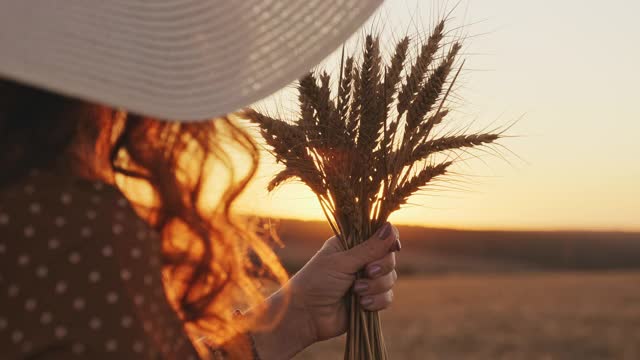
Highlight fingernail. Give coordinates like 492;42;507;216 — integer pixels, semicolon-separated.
377;222;391;240
390;239;402;253
354;281;368;293
368;265;382;277
360;297;374;306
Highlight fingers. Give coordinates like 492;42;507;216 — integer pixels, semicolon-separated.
359;290;394;311
353;270;397;296
353;242;398;311
336;222;400;274
364;252;396;279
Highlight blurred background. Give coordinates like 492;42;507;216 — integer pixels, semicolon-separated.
239;1;640;359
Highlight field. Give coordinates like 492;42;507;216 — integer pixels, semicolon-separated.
296;272;640;360
268;219;640;359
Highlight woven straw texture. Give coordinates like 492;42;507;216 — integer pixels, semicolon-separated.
0;0;382;121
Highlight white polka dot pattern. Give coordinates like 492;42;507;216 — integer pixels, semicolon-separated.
40;312;52;325
48;238;60;249
36;265;48;278
0;170;203;358
72;342;85;354
88;271;101;283
106;292;119;304
54;216;66;227
8;285;19;297
55;281;67;294
29;203;41;214
89;317;102;330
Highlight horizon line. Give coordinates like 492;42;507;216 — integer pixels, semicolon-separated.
239;213;640;234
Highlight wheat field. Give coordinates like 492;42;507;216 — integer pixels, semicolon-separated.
295;272;640;360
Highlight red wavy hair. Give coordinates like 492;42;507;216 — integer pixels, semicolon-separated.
0;79;288;356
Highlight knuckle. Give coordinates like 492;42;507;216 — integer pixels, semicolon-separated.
381;273;395;290
373;295;386;310
377;266;391;278
369;255;395;277
370;279;388;293
375;292;392;309
382;254;396;273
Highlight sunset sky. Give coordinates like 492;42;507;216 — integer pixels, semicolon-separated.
236;0;640;232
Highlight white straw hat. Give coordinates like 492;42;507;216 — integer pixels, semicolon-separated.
0;1;382;121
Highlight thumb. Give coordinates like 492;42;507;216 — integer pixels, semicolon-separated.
336;222;400;274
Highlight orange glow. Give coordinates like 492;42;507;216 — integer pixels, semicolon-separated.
235;0;640;232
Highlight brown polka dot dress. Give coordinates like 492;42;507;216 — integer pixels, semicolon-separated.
0;169;204;359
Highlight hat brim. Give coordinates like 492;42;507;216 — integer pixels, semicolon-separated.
0;1;382;121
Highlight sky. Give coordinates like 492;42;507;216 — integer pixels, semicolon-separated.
235;0;640;232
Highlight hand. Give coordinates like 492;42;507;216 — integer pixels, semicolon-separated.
289;222;400;341
252;222;400;360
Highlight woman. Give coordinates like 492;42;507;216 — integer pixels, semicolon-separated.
0;1;399;359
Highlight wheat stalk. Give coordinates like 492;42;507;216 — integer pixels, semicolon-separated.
244;19;503;360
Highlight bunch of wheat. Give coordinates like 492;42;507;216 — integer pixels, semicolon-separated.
244;20;502;360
